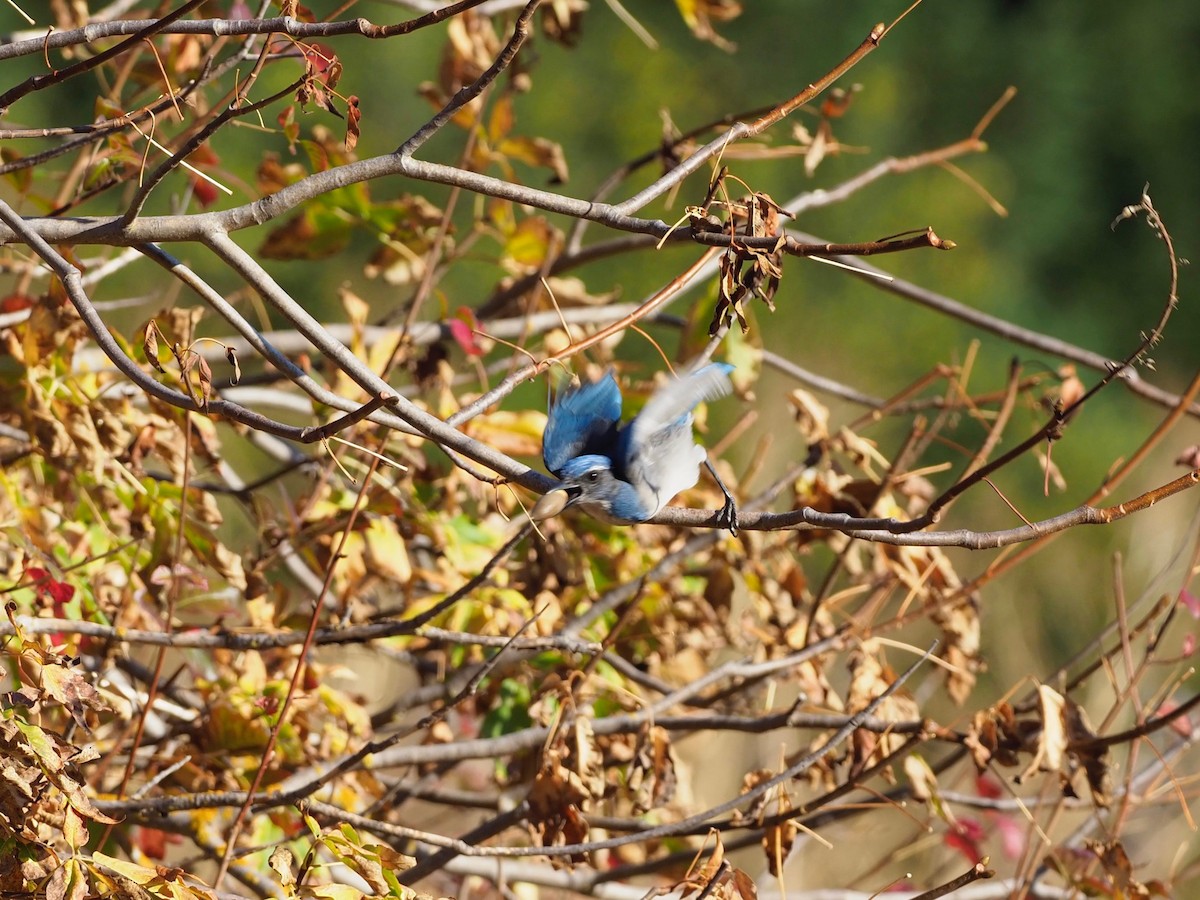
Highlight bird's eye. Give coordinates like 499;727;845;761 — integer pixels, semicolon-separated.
587;471;600;482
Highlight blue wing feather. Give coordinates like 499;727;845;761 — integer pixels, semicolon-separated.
542;371;623;475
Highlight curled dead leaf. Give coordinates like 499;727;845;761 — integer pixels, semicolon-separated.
142;321;166;373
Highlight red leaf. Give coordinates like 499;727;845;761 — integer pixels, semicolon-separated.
186;144;220;167
190;174;220;208
944;818;985;864
301;42;336;77
995;813;1027;859
974;773;1003;799
26;566;76;611
0;293;32;312
448;308;484;357
1155;699;1194;738
136;826;182;860
24;567;75;645
47;581;74;609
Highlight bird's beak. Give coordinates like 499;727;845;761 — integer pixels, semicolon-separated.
530;486;576;521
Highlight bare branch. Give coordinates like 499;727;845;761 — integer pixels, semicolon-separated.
0;0;206;113
0;1;496;64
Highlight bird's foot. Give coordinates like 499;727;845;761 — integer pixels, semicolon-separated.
703;458;740;537
716;494;739;537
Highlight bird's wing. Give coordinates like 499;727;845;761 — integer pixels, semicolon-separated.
618;363;733;513
542;371;623;476
625;363;733;447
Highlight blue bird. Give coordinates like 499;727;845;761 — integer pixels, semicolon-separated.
531;362;739;534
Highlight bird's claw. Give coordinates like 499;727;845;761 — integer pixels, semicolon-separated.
717;495;739;537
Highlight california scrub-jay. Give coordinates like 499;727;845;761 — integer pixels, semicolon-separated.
531;362;739;534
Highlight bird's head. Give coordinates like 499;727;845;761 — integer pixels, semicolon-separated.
530;454;639;522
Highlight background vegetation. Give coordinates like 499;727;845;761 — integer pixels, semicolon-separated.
0;2;1197;899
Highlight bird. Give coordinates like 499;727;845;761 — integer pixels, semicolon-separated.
530;362;739;534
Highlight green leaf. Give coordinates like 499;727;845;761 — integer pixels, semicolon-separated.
480;678;533;739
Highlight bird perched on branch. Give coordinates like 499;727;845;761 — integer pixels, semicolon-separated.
530;362;739;534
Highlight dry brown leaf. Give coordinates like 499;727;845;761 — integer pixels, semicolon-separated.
441;12;500;93
1063;694;1111;807
761;789;796;876
527;721;601;859
143;321;166;373
268;847;295;888
39;662;109;731
1019;684;1067;782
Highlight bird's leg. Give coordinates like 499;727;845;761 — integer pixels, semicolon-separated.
703;458;739;536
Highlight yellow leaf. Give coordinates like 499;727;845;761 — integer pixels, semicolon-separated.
46;857;90;900
502;216;558;273
466;409;546;458
488;94;514;141
303;885;366;900
497;135;569;183
93;852;158;886
363;517;412;584
339;285;371;328
63;806;88;851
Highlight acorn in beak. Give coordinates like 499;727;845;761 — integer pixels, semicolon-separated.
529;486;576;521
